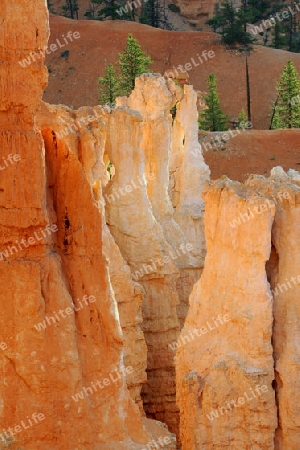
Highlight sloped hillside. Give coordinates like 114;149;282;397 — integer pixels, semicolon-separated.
44;15;300;130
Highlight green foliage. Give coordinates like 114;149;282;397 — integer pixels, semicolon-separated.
62;0;79;19
272;22;287;49
84;3;98;19
98;34;152;103
168;3;181;13
199;74;229;131
107;161;114;179
246;0;271;22
270;61;300;129
93;0;119;20
118;34;153;94
247;0;299;52
237;108;247;128
86;0;131;20
60;50;69;58
47;0;56;13
98;64;122;105
140;0;170;29
206;1;255;49
170;102;178;123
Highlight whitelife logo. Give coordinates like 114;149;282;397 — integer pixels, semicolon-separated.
0;342;8;351
250;3;300;35
132;243;193;281
71;366;133;402
206;384;268;421
55;103;116;140
0;412;45;443
0;154;21;170
193;122;253;156
169;313;230;351
229;191;290;228
141;435;173;450
34;295;96;331
18;31;80;68
101;173;155;207
267;275;300;299
0;224;58;261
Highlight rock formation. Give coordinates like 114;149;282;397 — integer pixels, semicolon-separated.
37;103;148;410
173;0;217;26
110;74;210;434
176;170;300;449
0;1;177;448
37;74;210;441
103;104;181;435
5;1;300;448
169;84;210;325
37;101;179;449
246;168;300;450
36;72;210;444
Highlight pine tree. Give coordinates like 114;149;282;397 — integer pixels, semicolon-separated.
272;22;287;49
270;61;300;129
206;0;255;49
118;34;152;94
47;0;55;13
199;74;229;131
85;0;132;20
140;0;170;29
90;0;127;20
98;64;122;106
62;0;79;19
237;108;247;128
84;3;98;19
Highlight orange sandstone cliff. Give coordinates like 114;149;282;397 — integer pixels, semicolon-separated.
0;0;176;448
36;72;210;443
176;169;300;450
2;1;300;449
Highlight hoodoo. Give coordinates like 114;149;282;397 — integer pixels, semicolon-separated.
1;0;300;448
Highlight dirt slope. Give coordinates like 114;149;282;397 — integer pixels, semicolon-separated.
44;15;300;130
43;15;300;180
203;129;300;181
50;0;194;30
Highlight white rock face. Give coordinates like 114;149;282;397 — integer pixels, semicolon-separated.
109;76;211;434
176;170;300;450
36;73;210;441
170;84;210;267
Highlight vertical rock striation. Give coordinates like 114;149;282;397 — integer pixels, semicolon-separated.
245;169;300;450
110;76;210;434
38;76;211;445
176;171;300;450
169;84;210;325
103;106;181;435
176;179;277;449
0;2;175;448
3;3;300;446
37;103;148;410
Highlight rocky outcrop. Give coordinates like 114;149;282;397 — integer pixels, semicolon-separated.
169;84;210;325
3;1;300;448
102;104;182;435
246;168;300;450
176;170;300;450
36;74;210;442
37;103;149;410
173;0;217;25
111;75;210;433
170;84;210;266
0;1;177;448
